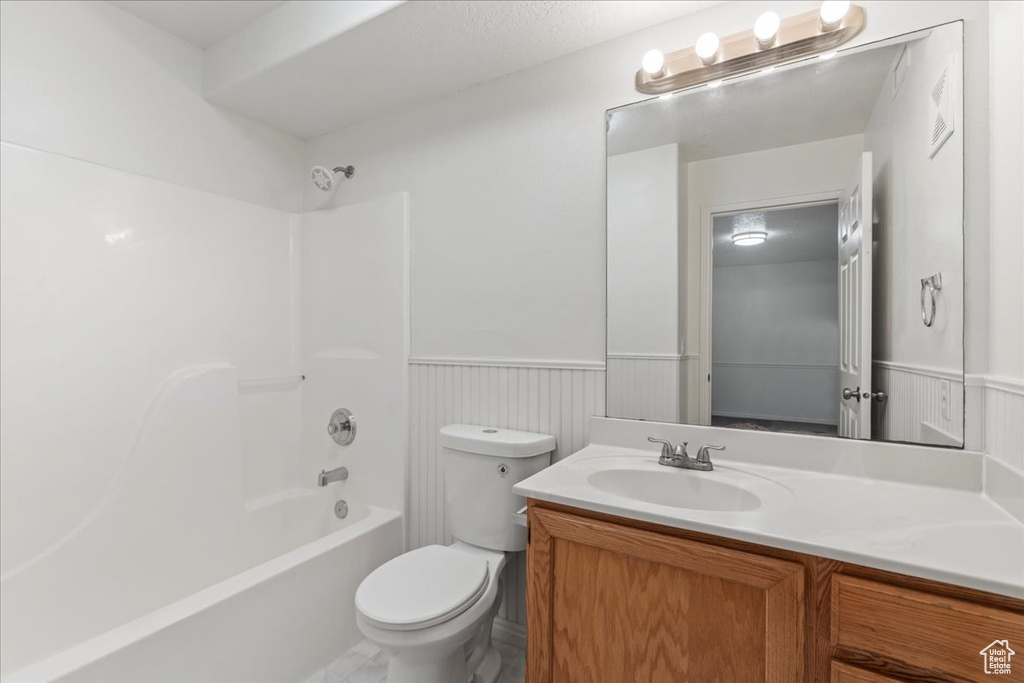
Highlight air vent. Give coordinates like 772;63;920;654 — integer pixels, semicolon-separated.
928;54;956;158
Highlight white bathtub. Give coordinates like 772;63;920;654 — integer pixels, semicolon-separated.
4;504;403;683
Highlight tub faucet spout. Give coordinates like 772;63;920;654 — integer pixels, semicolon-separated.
318;466;348;487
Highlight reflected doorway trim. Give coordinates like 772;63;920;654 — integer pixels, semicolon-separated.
698;190;841;425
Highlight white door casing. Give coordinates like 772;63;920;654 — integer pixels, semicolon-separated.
838;152;873;438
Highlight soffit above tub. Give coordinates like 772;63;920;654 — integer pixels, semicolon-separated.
201;0;720;138
108;0;288;49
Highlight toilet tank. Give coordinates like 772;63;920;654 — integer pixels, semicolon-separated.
439;424;555;552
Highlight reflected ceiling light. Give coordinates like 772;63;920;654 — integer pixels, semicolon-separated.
818;50;838;60
754;12;781;47
819;1;851;30
707;79;724;89
694;32;720;64
732;231;768;246
642;49;665;77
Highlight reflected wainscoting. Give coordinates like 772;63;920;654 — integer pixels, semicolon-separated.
407;359;605;639
606;354;699;424
873;361;965;446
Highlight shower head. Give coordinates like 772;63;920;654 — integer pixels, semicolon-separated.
310;164;355;192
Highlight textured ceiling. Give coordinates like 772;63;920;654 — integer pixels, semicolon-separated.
608;40;902;159
713;203;839;267
204;0;719;137
109;0;286;48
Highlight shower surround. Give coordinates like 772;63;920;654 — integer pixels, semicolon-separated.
0;142;409;681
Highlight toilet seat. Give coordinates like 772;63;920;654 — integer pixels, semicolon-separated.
355;545;489;631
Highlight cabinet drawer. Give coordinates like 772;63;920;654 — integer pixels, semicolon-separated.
831;661;904;683
831;575;1024;680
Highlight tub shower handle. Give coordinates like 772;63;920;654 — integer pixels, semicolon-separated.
328;408;356;446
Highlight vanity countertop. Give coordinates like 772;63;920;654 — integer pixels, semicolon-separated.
515;442;1024;599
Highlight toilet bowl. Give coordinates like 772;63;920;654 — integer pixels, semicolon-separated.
356;542;507;683
354;425;555;683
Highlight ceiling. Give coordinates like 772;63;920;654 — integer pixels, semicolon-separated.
608;40;903;159
713;203;839;267
109;1;287;49
107;0;719;139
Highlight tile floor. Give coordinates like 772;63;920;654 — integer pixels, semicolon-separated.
302;638;525;683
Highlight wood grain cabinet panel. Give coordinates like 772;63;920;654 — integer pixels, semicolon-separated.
831;661;905;682
527;506;804;682
831;575;1024;681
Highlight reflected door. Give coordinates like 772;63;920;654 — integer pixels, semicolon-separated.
838;152;873;438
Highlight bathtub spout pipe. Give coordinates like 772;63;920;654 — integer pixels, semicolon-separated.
318;466;348;487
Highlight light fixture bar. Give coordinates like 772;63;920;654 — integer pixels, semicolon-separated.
636;4;865;94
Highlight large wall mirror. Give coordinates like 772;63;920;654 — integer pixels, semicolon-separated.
606;22;964;448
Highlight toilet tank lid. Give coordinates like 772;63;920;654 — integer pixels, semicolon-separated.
439;424;556;458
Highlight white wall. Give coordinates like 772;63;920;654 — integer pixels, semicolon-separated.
607;144;681;356
304;1;995;368
0;0;304;212
987;1;1024;382
865;23;964;373
712;260;839;425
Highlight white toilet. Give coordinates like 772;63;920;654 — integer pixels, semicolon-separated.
355;424;554;683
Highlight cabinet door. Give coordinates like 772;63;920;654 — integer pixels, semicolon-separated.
527;507;805;682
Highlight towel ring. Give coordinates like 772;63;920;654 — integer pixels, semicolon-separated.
921;273;942;327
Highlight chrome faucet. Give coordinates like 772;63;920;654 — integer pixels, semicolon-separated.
647;437;724;472
318;466;349;487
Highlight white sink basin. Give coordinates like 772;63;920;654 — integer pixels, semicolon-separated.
587;468;762;511
578;458;794;513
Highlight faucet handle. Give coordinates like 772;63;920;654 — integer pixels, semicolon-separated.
695;444;725;464
647;437;674;458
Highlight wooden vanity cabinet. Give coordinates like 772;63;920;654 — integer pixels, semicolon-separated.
526;501;1024;683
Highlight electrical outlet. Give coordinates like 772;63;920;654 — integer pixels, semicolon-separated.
940;379;951;420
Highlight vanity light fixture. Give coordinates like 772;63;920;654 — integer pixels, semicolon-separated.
732;231;768;246
635;3;865;94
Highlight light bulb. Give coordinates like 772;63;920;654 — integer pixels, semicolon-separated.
695;32;720;64
819;1;851;29
642;49;665;76
754;12;780;46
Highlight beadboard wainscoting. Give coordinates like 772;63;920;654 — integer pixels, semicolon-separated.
606;354;696;423
407;359;605;636
969;374;1024;471
873;361;965;446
